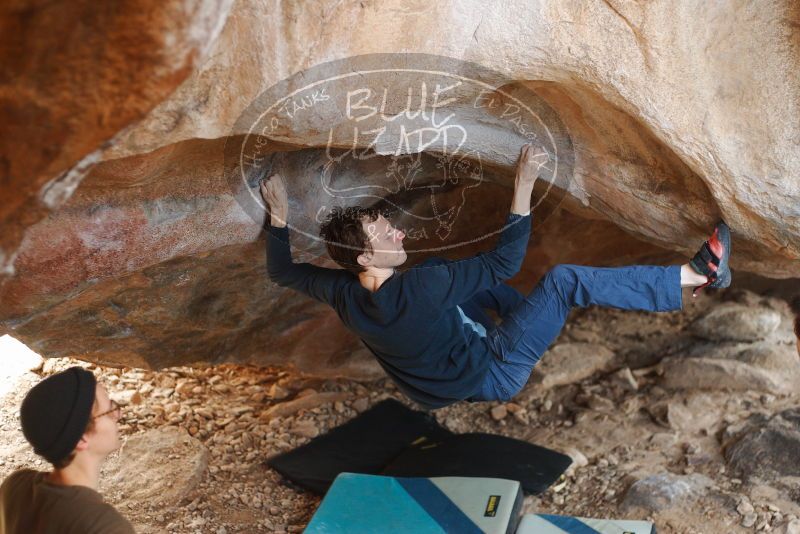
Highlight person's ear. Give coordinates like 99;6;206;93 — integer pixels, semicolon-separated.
74;435;90;452
357;252;371;268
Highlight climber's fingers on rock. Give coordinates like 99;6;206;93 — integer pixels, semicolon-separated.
260;174;287;203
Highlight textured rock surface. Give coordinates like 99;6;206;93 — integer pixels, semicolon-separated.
101;426;209;507
99;0;800;274
0;0;234;281
532;342;618;389
665;393;725;434
690;304;782;343
620;473;713;513
1;1;798;372
621;473;712;511
724;408;800;482
662;293;800;393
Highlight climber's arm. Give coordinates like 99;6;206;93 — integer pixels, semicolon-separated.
410;143;542;309
262;174;349;306
266;225;350;306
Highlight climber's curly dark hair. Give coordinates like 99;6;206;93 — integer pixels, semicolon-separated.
318;206;389;275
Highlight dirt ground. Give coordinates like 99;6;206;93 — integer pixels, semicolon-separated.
1;287;799;533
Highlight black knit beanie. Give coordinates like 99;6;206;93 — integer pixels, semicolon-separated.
20;367;96;465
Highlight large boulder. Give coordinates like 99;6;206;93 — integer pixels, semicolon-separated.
1;1;798;373
661;295;800;393
0;0;234;283
99;0;800;277
690;303;782;343
531;342;618;389
101;427;209;508
724;408;800;483
621;472;714;513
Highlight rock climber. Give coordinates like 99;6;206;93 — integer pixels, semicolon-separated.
261;144;731;409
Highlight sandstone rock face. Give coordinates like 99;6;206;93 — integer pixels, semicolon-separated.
665;394;725;434
101;427;209;508
101;0;800;275
102;427;208;508
662;356;797;394
1;1;798;373
532;342;617;389
724;408;800;483
662;294;800;394
0;0;234;281
621;472;713;513
690;304;782;343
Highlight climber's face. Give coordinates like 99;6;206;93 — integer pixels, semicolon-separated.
358;215;407;269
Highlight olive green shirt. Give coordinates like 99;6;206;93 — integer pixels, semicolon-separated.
0;469;134;534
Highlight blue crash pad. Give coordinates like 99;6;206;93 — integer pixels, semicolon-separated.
305;473;523;534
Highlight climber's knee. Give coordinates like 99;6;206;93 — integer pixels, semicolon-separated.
545;264;578;289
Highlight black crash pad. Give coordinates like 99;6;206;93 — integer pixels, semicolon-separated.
266;399;572;496
381;432;572;495
265;399;452;494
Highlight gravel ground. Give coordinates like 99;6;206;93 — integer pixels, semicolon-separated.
2;292;799;533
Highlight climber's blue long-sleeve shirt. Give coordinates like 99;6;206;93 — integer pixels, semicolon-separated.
266;212;532;409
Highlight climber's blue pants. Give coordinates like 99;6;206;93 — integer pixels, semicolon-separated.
464;264;683;402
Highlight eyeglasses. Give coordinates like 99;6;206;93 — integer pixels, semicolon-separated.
91;400;121;422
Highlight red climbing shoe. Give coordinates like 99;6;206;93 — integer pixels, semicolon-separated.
689;221;732;297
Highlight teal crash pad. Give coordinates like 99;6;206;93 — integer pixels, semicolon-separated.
305;473;523;534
